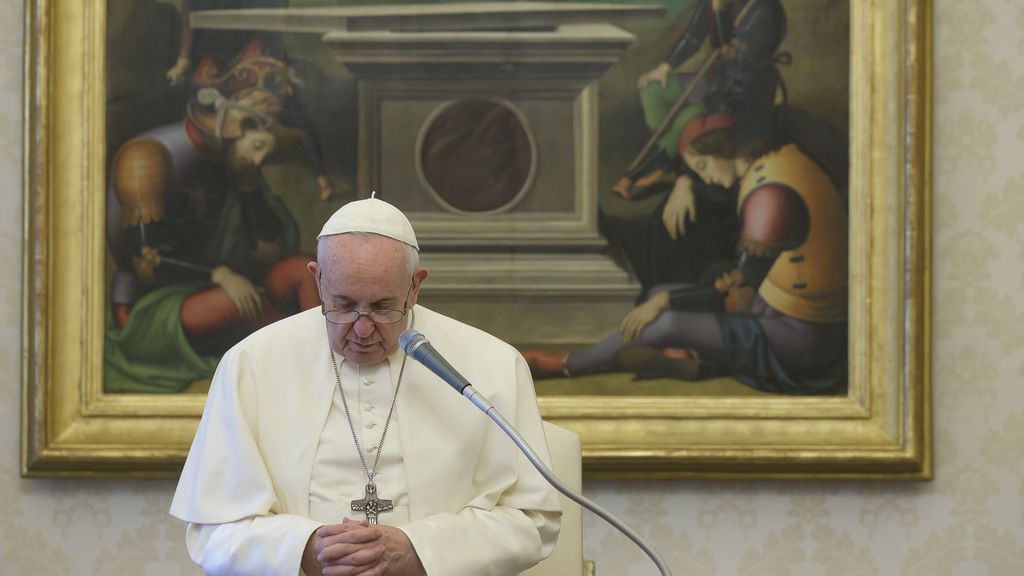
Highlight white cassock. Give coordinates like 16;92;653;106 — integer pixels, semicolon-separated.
170;305;561;576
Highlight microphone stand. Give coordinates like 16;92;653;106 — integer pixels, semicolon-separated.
460;384;673;576
400;330;673;575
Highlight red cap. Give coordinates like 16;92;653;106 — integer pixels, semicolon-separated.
677;113;736;156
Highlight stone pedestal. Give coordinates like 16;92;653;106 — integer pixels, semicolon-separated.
192;3;664;345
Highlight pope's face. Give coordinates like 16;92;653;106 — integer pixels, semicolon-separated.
310;234;427;366
682;146;739;189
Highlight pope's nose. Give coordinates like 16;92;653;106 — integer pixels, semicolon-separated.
352;315;377;339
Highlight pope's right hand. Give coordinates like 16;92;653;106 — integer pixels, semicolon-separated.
211;266;263;320
317;516;389;573
663;175;697;241
313;518;426;576
308;519;390;576
638;62;671;89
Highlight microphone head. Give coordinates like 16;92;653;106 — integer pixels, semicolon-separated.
400;329;427;355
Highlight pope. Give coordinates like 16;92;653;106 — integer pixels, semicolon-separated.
170;196;561;575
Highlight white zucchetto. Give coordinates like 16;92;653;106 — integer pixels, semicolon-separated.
317;193;419;250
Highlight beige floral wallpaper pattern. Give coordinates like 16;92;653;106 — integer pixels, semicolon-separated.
3;0;1023;574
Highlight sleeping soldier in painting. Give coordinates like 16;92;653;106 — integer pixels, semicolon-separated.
166;0;336;200
105;58;320;394
617;0;787;196
527;107;848;395
606;0;788;302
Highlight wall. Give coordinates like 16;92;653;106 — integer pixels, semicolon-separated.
2;0;1022;574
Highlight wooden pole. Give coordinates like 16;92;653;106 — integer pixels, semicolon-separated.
626;0;761;173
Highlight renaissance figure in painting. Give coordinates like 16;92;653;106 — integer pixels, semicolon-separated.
104;56;320;394
606;0;788;302
527;107;849;395
167;0;336;200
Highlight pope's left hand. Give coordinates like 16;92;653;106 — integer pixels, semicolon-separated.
308;519;381;576
317;519;426;576
620;291;670;343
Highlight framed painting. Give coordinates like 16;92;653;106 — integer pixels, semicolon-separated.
22;0;931;478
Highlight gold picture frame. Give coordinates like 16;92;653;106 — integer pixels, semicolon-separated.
22;0;931;479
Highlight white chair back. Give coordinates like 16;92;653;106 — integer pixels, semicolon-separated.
520;421;583;576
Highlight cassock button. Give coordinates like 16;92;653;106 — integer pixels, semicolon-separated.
365;421;376;429
362;378;372;387
364;403;374;412
367;445;378;453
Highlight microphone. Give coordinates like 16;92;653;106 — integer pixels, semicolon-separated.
399;330;471;395
399;329;673;576
400;329;496;415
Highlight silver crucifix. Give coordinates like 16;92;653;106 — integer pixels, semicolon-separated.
351;482;393;525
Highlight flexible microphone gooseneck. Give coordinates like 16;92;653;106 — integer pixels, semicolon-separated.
400;329;673;576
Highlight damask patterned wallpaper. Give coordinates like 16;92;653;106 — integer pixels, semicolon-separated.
3;1;1022;574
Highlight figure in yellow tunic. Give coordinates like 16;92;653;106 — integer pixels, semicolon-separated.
524;111;848;394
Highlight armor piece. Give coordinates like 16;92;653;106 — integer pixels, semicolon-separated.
738;144;847;322
187;86;302;152
738;183;809;255
111;138;171;228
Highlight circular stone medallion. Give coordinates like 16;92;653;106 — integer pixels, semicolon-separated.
418;99;535;214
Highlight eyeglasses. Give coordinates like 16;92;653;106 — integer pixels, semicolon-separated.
320;278;414;325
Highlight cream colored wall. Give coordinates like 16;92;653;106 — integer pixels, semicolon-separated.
3;0;1022;574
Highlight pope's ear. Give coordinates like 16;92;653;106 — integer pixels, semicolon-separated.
306;260;319;279
411;267;429;299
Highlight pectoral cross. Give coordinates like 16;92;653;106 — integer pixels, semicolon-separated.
351;482;393;525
